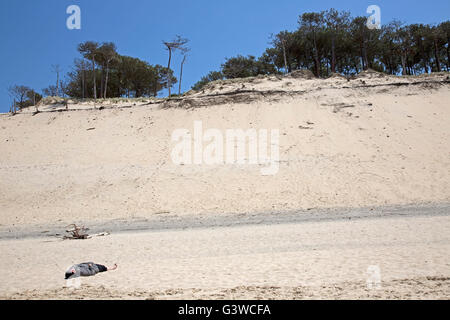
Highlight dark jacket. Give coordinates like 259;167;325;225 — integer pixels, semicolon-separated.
65;262;106;279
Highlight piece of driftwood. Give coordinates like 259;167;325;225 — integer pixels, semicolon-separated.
86;232;110;239
63;224;110;240
64;224;89;239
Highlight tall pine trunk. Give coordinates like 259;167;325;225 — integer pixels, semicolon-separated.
401;54;407;75
447;36;450;71
313;47;320;76
81;69;85;99
331;36;336;73
363;44;369;70
179;55;186;96
104;60;111;99
360;45;366;70
167;49;172;97
434;39;441;72
92;59;97;99
56;71;60;96
104;65;110;99
100;67;104;99
282;40;288;74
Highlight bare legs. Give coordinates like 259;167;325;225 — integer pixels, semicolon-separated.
107;264;118;271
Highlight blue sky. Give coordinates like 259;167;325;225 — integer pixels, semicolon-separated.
0;0;449;112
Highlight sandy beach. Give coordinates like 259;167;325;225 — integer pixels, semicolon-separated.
0;71;449;299
1;205;449;299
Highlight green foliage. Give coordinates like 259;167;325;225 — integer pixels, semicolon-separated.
222;55;260;79
13;11;450;107
61;43;177;99
8;85;42;109
191;71;224;91
193;54;280;91
197;10;449;82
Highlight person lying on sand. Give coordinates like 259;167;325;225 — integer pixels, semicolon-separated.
65;262;117;279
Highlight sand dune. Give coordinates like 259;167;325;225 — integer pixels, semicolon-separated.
0;71;449;299
0;72;449;227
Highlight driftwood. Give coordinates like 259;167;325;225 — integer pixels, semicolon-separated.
64;224;89;239
63;224;110;240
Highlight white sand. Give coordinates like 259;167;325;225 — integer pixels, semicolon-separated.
0;72;449;227
1;213;449;299
0;71;449;299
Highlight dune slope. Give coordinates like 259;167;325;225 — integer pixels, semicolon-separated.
0;72;449;227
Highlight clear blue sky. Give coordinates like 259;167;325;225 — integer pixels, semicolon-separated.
0;0;449;112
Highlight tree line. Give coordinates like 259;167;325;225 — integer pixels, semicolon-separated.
8;37;190;112
193;9;449;90
7;85;42;113
45;41;180;99
7;10;449;110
